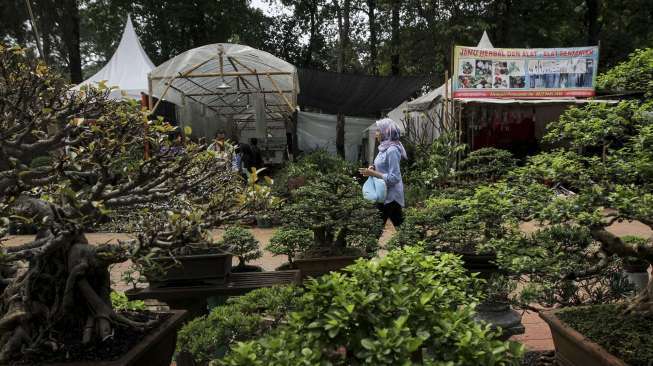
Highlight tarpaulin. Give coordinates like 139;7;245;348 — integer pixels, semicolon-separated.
297;69;426;116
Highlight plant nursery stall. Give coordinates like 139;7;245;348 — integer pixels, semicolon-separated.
148;43;300;164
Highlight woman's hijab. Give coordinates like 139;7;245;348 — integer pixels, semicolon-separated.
376;118;407;159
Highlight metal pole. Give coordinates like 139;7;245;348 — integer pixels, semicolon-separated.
25;0;45;63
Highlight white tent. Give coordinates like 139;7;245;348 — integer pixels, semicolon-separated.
298;111;375;162
74;15;154;100
149;43;299;163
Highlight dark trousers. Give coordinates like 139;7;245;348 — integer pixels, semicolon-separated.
377;201;404;227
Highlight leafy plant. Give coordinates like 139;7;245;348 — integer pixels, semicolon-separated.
219;247;523;365
267;227;314;265
456;147;516;182
110;291;146;311
281;173;383;257
177;286;302;363
219;226;262;267
597;47;653;97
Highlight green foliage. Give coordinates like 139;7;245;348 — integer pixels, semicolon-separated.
404;132;467;190
597;48;653;96
544;101;641;153
110;291;146;311
219;226;262;267
177;286;303;363
267;227;314;264
219;247;523;365
390;184;516;254
456;148;516;182
273;150;357;197
281;173;382;257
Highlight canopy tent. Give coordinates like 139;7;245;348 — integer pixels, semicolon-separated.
74;15;154;100
149;43;298;142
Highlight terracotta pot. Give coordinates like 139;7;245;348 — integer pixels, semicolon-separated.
46;310;187;366
149;253;232;288
293;256;360;280
287;176;306;191
540;309;628;366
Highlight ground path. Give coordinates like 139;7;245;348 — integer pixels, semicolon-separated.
4;220;652;353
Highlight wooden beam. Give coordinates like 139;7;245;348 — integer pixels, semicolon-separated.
185;90;294;97
265;73;294;112
150;71;292;80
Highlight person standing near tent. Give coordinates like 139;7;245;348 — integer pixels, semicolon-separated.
359;118;406;227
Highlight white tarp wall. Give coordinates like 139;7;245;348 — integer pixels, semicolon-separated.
298;111;376;162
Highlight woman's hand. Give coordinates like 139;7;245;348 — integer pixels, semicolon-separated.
359;167;382;179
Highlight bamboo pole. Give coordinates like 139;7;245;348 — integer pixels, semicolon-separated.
266;73;295;112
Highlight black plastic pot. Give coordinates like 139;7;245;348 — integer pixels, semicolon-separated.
148;253;232;288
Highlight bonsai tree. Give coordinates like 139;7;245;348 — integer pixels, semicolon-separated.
281;173;383;257
267;227;314;266
218;226;262;270
455;147;516;182
0;45;230;363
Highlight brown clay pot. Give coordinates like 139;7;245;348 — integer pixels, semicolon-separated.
540;309;628;366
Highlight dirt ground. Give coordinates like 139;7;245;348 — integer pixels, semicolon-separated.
2;219;650;352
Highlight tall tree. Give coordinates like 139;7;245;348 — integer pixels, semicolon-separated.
366;0;378;75
390;0;401;75
57;0;82;83
585;0;601;45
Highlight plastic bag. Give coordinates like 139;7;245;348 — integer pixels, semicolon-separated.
362;176;386;203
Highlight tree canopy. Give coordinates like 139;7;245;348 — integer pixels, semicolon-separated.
1;0;652;84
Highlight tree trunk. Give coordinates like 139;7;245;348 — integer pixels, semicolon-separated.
335;0;344;72
305;0;318;67
367;0;378;75
343;0;351;69
390;0;401;76
59;0;82;83
336;113;345;158
586;0;601;45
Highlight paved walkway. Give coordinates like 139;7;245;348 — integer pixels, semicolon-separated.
4;219;652;352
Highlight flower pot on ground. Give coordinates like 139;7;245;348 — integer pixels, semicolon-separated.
218;226;264;273
540;305;652;366
37;310;188;366
133;211;234;288
254;214;273;228
278;172;383;279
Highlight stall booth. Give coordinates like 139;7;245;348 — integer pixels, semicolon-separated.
148;44;299;164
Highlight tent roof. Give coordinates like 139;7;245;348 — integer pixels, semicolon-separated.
149;43;298;122
74;15;154;100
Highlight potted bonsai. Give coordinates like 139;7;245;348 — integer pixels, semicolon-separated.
133;210;234;288
496;49;653;366
279;172;383;279
267;227;314;269
0;46;228;365
218;226;263;273
241;167;281;228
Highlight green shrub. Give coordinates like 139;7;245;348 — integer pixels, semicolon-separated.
597;48;653;96
267;227;314;265
273;150;358;196
219;247;524;365
281;173;382;257
110;291;146;311
456;147;516;182
219;226;262;267
177;286;303;363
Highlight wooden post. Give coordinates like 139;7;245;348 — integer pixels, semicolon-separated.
144;75;153;160
336;112;345;158
444;71;449;131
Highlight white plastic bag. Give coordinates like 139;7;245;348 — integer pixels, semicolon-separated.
362;177;386;203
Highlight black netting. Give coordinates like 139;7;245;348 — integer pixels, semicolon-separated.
297;69;427;116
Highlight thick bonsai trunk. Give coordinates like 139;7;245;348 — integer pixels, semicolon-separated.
0;233;151;363
625;273;653;316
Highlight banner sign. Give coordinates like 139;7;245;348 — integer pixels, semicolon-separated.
452;46;599;98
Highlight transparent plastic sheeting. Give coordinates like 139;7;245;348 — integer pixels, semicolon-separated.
297;111;376;162
73;15;155;100
150;43;298;122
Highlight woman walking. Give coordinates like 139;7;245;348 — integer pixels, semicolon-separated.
359;118;406;227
